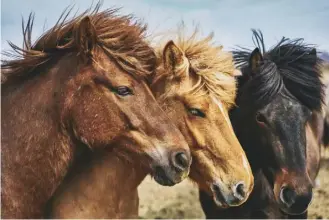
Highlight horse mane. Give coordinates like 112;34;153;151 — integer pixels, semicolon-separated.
233;29;324;111
1;3;156;84
156;27;237;107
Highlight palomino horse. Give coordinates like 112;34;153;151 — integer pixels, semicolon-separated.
1;6;192;218
199;30;324;218
47;30;254;218
152;31;254;207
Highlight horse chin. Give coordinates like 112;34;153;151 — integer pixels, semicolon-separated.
274;185;311;216
277;202;309;216
209;185;229;209
150;160;190;186
153;174;176;186
151;166;178;186
273;175;313;216
212;195;229;209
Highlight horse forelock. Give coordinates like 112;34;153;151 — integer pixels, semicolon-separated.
233;29;324;111
155;26;237;109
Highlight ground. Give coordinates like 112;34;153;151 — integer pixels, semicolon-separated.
138;149;329;219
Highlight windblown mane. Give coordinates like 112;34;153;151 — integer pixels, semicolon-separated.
155;28;237;107
233;30;324;111
1;3;156;84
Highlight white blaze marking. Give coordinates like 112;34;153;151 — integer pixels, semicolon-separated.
242;155;251;175
212;96;251;175
211;96;233;129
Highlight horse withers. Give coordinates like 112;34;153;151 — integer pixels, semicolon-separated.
1;6;191;218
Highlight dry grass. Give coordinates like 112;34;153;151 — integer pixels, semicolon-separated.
138;150;329;219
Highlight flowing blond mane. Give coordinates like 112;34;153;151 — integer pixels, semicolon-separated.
156;28;237;107
2;4;156;84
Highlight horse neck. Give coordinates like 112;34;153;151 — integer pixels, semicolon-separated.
91;150;148;189
308;111;325;144
1;55;79;216
305;122;321;182
49;149;147;218
230;107;263;172
66;150;147;194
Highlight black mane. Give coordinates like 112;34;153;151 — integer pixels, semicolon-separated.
233;30;324;111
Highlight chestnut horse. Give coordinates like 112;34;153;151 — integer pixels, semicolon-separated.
1;6;192;218
46;30;254;218
199;30;324;218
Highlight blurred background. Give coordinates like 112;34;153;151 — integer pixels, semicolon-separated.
1;0;329;218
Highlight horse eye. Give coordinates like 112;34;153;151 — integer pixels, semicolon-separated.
188;108;206;118
307;110;313;118
255;112;267;124
115;86;133;96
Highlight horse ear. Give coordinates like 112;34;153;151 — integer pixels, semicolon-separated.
249;48;263;75
309;48;317;65
310;48;317;56
74;16;97;59
163;40;185;73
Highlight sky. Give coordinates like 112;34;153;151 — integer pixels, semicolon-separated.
1;0;329;54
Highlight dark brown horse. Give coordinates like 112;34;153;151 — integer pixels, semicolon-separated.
200;114;322;219
199;30;324;218
1;6;192;218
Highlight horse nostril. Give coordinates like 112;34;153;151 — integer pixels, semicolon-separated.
212;183;221;194
280;187;297;207
233;182;246;201
154;166;166;178
172;151;189;172
211;183;227;206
